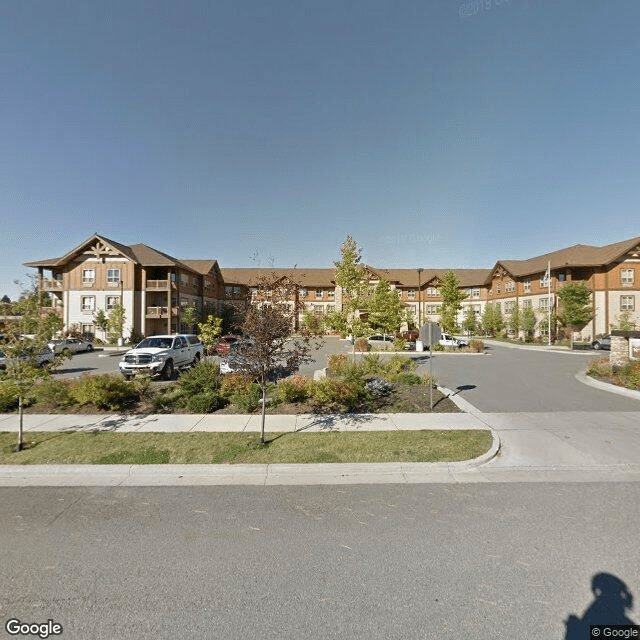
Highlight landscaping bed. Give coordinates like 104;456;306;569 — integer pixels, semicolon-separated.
586;357;640;391
0;354;460;415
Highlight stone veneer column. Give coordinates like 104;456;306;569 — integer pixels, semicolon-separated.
610;335;628;367
334;285;343;312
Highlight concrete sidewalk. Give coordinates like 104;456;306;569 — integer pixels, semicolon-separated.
2;401;640;486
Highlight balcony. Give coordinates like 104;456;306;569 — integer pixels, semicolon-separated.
146;280;175;290
146;306;170;319
41;279;63;291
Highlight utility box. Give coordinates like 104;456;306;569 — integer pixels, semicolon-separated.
419;323;441;348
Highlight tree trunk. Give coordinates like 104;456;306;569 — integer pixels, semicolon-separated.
17;395;24;451
259;384;267;445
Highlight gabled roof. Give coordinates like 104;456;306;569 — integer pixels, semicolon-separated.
220;268;336;288
490;235;640;280
376;268;491;288
180;260;220;275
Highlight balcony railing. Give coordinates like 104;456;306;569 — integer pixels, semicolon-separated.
146;279;174;290
41;279;63;290
146;306;170;318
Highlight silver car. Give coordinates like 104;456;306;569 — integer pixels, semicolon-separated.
47;338;94;354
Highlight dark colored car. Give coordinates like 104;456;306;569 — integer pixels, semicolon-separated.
591;335;611;350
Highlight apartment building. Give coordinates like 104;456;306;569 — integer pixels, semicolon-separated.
25;234;639;341
25;234;224;339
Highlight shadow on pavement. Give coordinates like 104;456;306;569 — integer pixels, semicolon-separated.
564;572;637;638
295;413;376;432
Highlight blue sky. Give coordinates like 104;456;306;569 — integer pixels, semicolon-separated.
1;0;639;298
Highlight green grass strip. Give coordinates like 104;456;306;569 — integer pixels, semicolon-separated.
0;430;492;465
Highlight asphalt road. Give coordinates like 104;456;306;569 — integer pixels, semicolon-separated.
1;483;638;639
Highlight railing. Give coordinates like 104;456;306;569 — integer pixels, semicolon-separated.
41;279;63;290
146;306;169;318
146;280;173;290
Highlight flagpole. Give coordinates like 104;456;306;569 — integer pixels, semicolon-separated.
547;260;551;346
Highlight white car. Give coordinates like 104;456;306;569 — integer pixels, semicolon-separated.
48;338;94;354
439;333;469;348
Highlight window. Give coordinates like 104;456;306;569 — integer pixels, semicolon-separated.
425;305;441;314
426;287;438;297
407;289;416;300
621;269;635;285
504;301;515;313
539;298;550;310
299;288;308;298
82;269;95;284
496;282;501;294
328;291;335;300
180;274;188;285
472;304;481;316
558;272;566;282
107;268;120;284
471;288;480;299
621;295;635;311
524;278;531;293
315;289;323;299
326;304;335;313
106;296;119;310
225;285;243;297
81;296;95;312
505;280;515;292
522;299;533;309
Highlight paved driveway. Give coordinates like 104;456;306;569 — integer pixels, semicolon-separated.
414;343;640;412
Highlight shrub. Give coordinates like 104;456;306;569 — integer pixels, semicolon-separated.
220;373;255;399
586;357;612;380
176;361;220;396
308;378;365;410
69;374;140;410
277;375;310;403
384;355;417;376
365;377;394;397
469;339;485;353
394;372;423;385
231;383;262;412
32;378;74;409
362;354;384;375
0;381;20;412
393;338;406;352
619;359;640;390
354;338;370;352
186;391;224;413
327;353;349;376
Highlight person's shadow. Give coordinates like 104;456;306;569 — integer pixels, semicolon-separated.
565;572;637;639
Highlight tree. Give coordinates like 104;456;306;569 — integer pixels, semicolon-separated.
333;236;371;355
233;274;322;444
462;306;477;336
107;302;126;343
508;305;520;337
481;303;504;336
197;314;223;354
439;271;466;334
0;293;64;450
520;307;537;341
556;282;593;348
94;310;109;341
367;278;405;338
181;305;199;333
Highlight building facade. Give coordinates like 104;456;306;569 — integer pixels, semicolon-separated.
25;234;640;341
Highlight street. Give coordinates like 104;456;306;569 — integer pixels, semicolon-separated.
1;483;638;639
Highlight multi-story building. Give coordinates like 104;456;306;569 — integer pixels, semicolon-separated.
25;234;224;340
25;233;640;341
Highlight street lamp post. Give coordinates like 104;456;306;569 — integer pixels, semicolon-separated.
417;268;423;328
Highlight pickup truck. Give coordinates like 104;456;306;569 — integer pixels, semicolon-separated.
119;334;203;380
439;333;469;348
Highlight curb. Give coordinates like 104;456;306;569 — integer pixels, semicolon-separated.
575;370;640;401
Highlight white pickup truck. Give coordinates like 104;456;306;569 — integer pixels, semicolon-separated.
119;334;203;380
439;333;469;348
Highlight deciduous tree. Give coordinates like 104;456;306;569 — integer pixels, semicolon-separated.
439;271;466;334
556;282;593;348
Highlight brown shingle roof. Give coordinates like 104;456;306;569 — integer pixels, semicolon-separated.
220;268;336;287
180;260;220;275
375;268;491;288
494;236;640;279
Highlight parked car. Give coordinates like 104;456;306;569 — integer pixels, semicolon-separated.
591;335;611;350
367;334;395;347
0;348;55;369
439;333;469;348
47;338;94;354
215;335;240;355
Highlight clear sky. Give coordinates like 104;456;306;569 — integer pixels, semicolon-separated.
1;0;639;298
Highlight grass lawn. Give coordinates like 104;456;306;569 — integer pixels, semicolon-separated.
0;430;492;465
